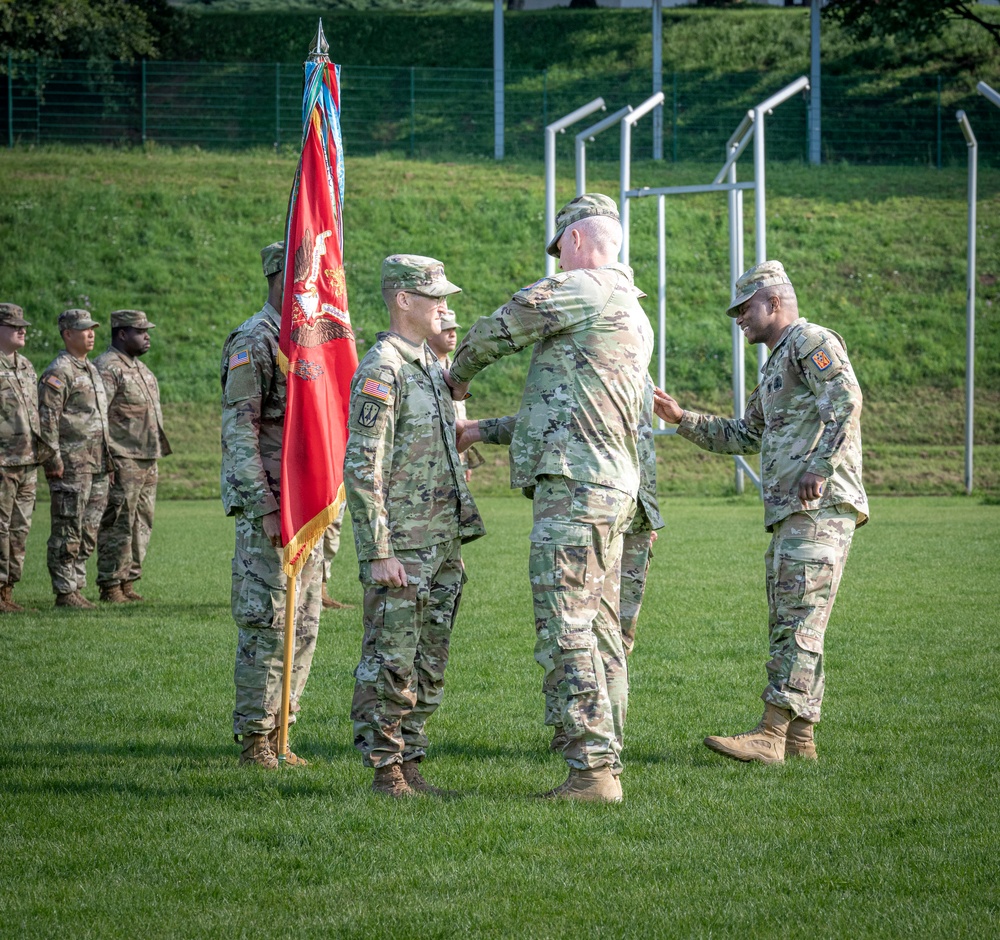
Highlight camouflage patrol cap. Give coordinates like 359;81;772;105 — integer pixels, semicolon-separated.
260;241;285;277
381;255;461;298
58;308;100;331
439;306;461;330
546;193;620;257
727;260;793;316
110;309;156;330
0;303;30;327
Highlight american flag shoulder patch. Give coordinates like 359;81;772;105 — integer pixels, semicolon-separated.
361;377;391;402
811;349;832;371
44;374;65;389
229;349;250;370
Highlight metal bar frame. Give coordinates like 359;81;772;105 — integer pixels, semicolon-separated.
544;97;606;275
575;104;632;196
619;91;665;266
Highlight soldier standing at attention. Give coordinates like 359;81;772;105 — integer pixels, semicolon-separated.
220;242;323;770
0;303;49;613
38;309;112;610
445;195;653;803
653;260;868;763
95;310;171;604
346;255;484;798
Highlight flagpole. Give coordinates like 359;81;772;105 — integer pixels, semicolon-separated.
278;574;296;764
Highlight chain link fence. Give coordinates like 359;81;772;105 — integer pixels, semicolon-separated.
3;58;998;166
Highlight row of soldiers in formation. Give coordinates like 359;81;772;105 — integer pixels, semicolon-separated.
220;193;868;802
0;304;170;612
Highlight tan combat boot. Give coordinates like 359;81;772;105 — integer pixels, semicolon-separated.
266;727;309;766
121;581;144;602
401;760;458;796
238;733;279;770
56;591;96;609
537;766;622;803
372;763;415;797
785;717;818;759
703;703;791;764
321;581;353;609
99;584;129;604
0;584;24;612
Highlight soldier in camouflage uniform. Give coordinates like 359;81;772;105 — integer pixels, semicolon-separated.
654;260;868;763
346;255;484;798
459;378;664;755
0;303;50;613
38;309;113;609
95;310;171;604
221;242;323;770
446;194;653;803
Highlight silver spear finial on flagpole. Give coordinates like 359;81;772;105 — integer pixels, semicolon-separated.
309;18;330;62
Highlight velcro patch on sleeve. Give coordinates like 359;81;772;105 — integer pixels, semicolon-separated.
361;377;391;402
811;349;832;371
44;374;65;389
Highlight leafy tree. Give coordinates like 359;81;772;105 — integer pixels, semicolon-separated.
823;0;1000;50
0;0;174;63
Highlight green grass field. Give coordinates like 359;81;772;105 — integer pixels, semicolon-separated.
1;495;997;938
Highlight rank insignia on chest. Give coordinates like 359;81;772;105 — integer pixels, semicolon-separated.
44;374;65;389
358;401;381;428
228;349;250;370
811;349;832;371
361;377;391;402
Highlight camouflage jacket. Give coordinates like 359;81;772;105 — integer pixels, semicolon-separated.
220;302;283;519
0;350;49;467
678;318;869;529
95;347;172;460
450;263;654;497
37;350;111;475
478;377;665;532
345;331;484;561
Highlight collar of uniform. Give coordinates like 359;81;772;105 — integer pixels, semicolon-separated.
602;261;636;283
58;349;91;369
769;317;804;356
262;301;281;329
378;330;427;365
105;346;138;368
0;350;15;369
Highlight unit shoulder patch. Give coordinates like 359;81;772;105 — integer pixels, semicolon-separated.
811;348;832;371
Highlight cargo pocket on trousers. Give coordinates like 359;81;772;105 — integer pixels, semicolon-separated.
556;631;600;737
529;521;594;590
788;630;823;692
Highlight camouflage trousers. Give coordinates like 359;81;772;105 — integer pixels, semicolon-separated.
0;464;37;585
544;518;657;723
321;502;346;582
351;538;465;768
762;506;857;723
231;511;322;737
47;470;109;595
531;475;635;772
97;457;157;587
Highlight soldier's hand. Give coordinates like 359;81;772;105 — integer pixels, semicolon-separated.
45;466;63;481
371;556;407;588
262;511;282;550
455;418;482;454
443;368;471;402
798;472;825;502
652;388;683;424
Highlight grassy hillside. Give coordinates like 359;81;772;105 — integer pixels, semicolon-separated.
1;148;997;496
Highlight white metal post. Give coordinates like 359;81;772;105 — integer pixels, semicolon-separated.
959;111;977;495
977;80;1000;109
652;0;663;161
657;193;666;425
619;91;664;265
545;98;606;275
493;0;504;161
809;0;821;165
575;105;632;196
